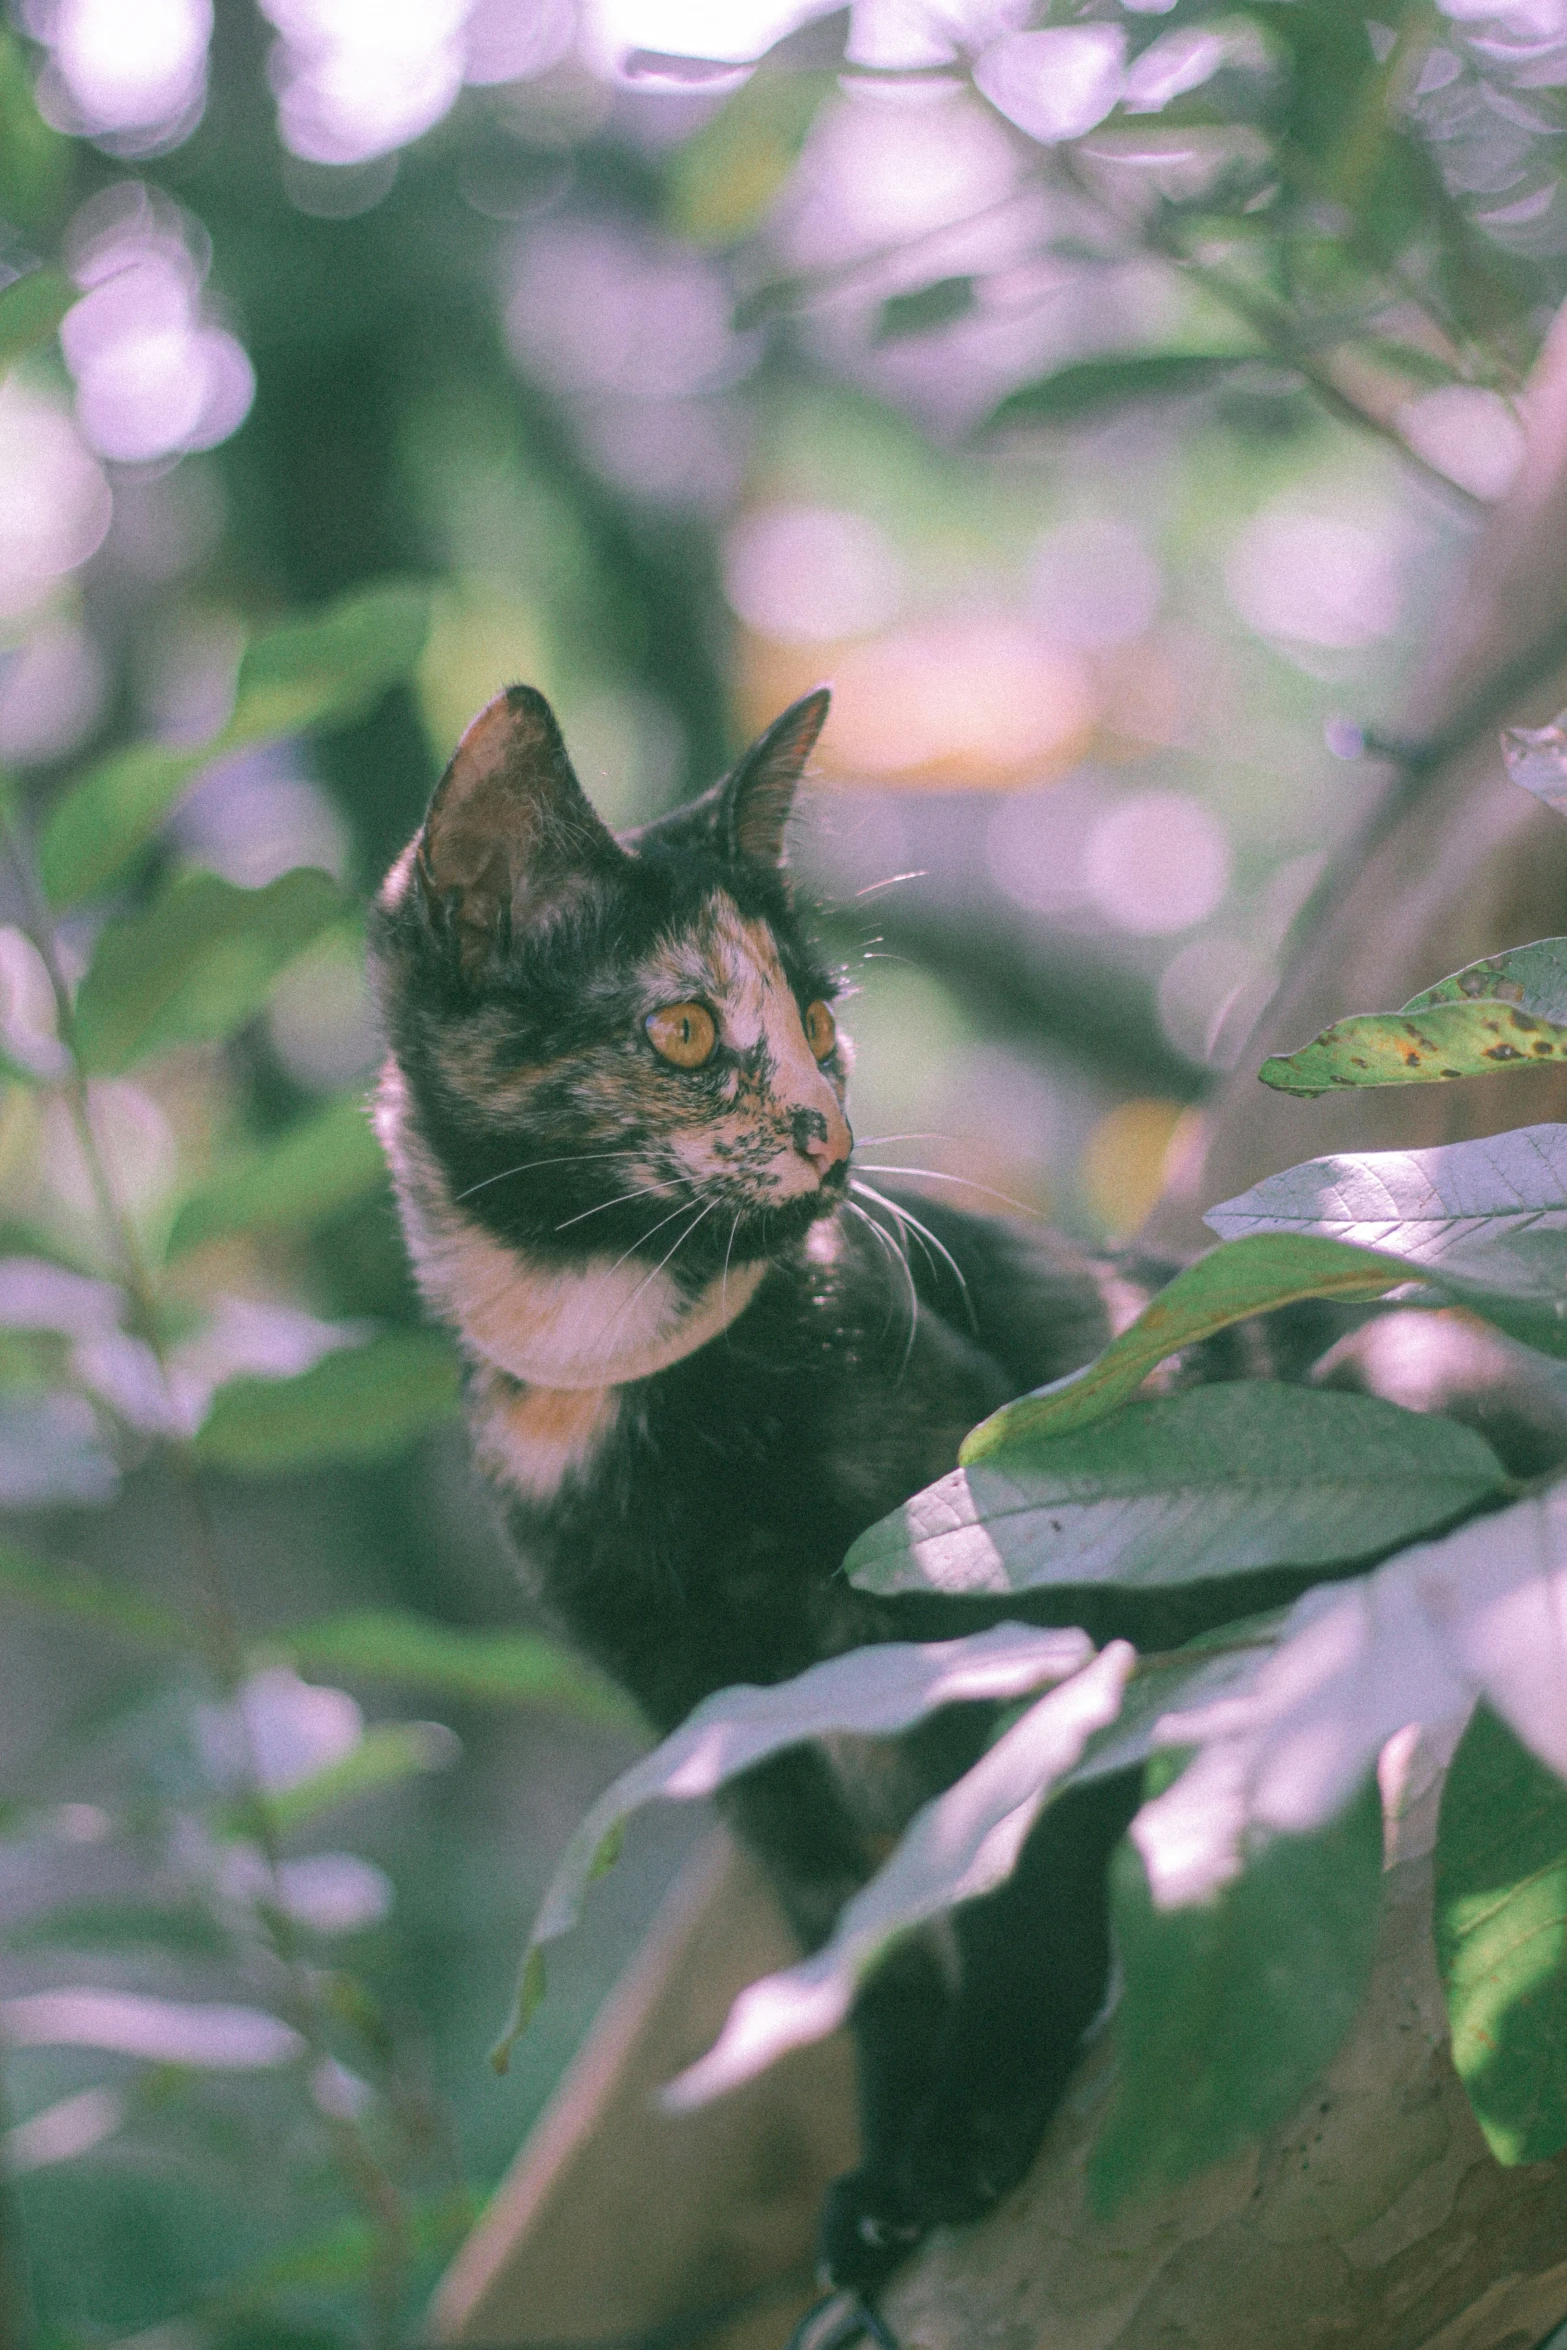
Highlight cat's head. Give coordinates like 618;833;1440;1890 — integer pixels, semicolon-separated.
371;684;852;1310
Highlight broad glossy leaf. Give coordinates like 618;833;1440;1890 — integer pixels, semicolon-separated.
1259;999;1567;1095
251;1719;458;1838
72;867;342;1074
277;1609;638;1727
1207;1124;1567;1263
849;1385;1502;1598
0;266;72;375
168;1096;386;1256
39;582;429;908
960;1234;1402;1460
1502;714;1567;820
195;1330;460;1472
1436;1703;1567;2164
492;1622;1097;2069
1091;1777;1384;2208
875;277;977;342
985;353;1248;435
662;1644;1136;2111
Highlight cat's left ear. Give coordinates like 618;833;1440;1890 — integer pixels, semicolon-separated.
717;688;830;871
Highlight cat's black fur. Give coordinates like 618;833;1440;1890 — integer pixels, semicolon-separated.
369;684;1350;2295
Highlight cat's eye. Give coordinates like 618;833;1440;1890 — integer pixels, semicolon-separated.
803;1000;837;1061
646;1002;717;1068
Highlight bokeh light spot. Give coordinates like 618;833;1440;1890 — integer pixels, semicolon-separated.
1081;789;1231;934
724;505;905;644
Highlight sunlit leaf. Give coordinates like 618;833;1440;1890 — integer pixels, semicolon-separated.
168;1096;386;1256
1206;1123;1567;1262
39;582;430;909
665;66;836;245
0;266;72;377
1064;1613;1288;1791
1436;1703;1567;2165
960;1235;1402;1460
251;1719;458;1838
1502;713;1567;820
848;1385;1503;1597
661;1644;1136;2111
874;277;977;343
984;353;1251;435
1258;952;1567;1093
195;1331;460;1472
72;868;342;1074
492;1622;1097;2070
1091;1777;1384;2208
275;1609;639;1727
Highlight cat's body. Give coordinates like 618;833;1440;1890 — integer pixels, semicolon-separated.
369;685;1329;2292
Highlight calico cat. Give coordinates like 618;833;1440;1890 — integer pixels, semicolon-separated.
368;683;1327;2300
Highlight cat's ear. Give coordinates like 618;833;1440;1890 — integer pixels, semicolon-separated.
717;688;830;871
414;686;622;976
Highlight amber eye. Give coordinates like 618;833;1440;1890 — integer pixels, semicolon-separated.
803;1000;837;1061
646;1002;717;1068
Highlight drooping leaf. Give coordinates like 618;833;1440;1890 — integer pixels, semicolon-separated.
249;1719;458;1838
1259;989;1567;1096
1206;1123;1567;1263
0;266;72;377
1502;714;1567;820
39;582;430;908
195;1331;459;1472
960;1234;1403;1460
667;66;836;246
874;277;977;343
274;1609;639;1727
71;868;343;1074
1436;1703;1567;2165
491;1623;1097;2068
1090;1776;1385;2208
168;1097;386;1256
984;353;1251;435
661;1644;1137;2111
0;1545;188;1650
848;1385;1503;1598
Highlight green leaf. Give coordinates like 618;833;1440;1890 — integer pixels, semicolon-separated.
1259;954;1567;1093
984;353;1251;434
665;67;835;246
251;1719;458;1838
0;1544;189;1651
169;1095;387;1256
1436;1703;1567;2165
274;1609;639;1727
874;277;977;343
1090;1776;1385;2208
847;1385;1504;1598
491;1622;1098;2069
72;867;342;1074
1064;1613;1289;1792
195;1331;460;1473
7;1900;228;1958
960;1235;1403;1460
1206;1123;1567;1263
0;267;72;377
39;582;430;909
221;579;430;749
660;1643;1137;2112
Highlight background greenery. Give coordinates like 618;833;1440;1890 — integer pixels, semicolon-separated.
4;0;1567;2338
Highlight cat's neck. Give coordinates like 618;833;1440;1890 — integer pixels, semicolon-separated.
375;1062;769;1391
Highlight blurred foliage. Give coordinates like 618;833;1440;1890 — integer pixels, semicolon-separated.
2;0;1567;2338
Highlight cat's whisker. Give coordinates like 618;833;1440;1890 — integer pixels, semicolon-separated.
454;1148;642;1204
721;1210;742;1331
588;1193;708;1300
851;870;927;900
852;1163;1041;1219
844;1195;918;1375
606;1196;721;1348
850;1178;976;1335
554;1180;684;1234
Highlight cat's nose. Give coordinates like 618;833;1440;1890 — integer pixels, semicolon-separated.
792;1103;852;1177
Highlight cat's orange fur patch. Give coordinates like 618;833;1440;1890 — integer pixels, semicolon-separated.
469;1366;621;1503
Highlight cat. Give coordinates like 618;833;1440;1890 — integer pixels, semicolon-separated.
367;683;1357;2304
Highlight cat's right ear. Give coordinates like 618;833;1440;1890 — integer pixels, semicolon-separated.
403;687;623;980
